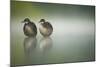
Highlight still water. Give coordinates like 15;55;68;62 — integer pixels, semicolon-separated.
11;22;95;66
11;1;95;66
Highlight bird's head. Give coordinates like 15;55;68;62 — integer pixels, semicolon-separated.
22;18;30;23
39;19;45;23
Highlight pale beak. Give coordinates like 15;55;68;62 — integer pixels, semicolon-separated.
39;20;41;23
21;21;25;23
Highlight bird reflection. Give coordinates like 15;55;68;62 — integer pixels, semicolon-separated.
39;37;53;53
24;37;37;57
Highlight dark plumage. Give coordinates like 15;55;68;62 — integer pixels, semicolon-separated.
39;19;53;37
22;18;37;37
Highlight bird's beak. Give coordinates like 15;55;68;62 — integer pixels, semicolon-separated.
39;21;41;23
21;21;24;23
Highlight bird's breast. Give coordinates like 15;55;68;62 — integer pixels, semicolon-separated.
39;24;48;33
25;25;34;34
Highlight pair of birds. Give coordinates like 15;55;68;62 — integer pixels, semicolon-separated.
22;18;53;37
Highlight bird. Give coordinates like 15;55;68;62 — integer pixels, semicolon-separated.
39;19;53;37
22;18;37;37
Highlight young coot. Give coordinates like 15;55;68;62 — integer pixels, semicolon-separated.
39;19;53;37
22;18;37;37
